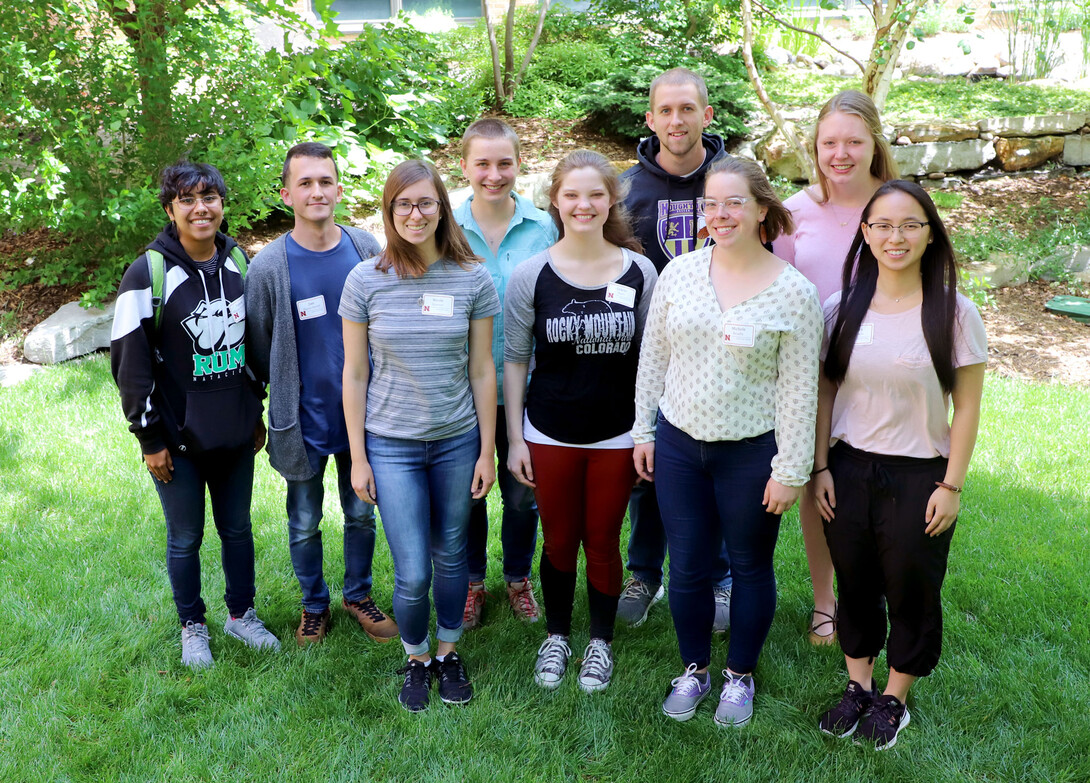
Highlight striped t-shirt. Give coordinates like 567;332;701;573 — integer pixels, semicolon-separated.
338;257;501;441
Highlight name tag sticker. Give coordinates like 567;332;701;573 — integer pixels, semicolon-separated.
856;323;874;346
723;322;756;347
296;295;326;321
605;282;636;308
229;295;245;323
421;294;454;317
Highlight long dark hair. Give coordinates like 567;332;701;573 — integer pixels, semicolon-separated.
824;180;958;392
376;159;479;278
547;149;642;253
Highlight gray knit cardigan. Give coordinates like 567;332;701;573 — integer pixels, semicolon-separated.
246;226;381;481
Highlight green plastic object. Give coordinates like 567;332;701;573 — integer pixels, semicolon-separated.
1045;295;1090;324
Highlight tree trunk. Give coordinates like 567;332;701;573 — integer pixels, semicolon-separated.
739;0;814;181
512;0;550;94
502;0;517;99
482;0;505;109
862;0;927;111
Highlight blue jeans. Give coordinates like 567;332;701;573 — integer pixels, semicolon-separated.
467;406;538;583
628;474;732;589
655;417;781;673
366;426;479;656
285;450;377;614
153;444;256;625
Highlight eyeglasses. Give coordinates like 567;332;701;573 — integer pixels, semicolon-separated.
174;194;222;209
392;198;440;216
865;221;929;237
699;197;752;216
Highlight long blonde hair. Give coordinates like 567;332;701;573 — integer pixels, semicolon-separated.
812;90;898;204
547;150;642;253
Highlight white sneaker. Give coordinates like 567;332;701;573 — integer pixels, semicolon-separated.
534;635;572;689
578;638;614;693
181;621;214;669
224;607;281;651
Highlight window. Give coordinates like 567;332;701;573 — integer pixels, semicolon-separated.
319;0;482;25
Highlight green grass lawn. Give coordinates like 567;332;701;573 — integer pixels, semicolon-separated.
1;356;1087;782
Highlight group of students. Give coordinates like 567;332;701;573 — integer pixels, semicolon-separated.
110;67;985;749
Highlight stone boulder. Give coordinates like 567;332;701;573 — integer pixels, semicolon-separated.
994;136;1065;171
756;124;811;182
965;252;1029;290
23;300;115;365
1063;134;1090;166
894;122;979;143
891;139;996;176
978;112;1088;137
1032;245;1090;284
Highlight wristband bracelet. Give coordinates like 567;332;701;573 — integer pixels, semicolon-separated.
811;466;830;476
935;481;962;493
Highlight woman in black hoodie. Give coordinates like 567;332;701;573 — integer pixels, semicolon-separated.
111;161;279;668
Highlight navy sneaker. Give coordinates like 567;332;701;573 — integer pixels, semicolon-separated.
397;659;433;712
856;694;911;750
434;652;474;705
819;680;878;738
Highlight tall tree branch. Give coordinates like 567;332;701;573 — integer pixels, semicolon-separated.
752;0;865;72
512;0;549;93
482;0;504;108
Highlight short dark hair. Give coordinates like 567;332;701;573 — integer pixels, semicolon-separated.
158;161;226;209
281;142;338;185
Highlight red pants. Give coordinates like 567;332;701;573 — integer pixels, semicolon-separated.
527;442;635;597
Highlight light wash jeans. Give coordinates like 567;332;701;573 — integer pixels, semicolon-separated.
366;426;480;655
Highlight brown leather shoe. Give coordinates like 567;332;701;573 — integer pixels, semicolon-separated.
296;608;330;647
342;597;398;642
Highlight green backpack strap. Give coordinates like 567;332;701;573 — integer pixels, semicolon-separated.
229;245;248;279
147;246;246;332
146;249;166;331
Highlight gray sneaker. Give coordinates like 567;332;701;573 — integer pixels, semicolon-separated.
712;585;732;634
578;639;614;693
534;635;572;689
714;670;755;727
181;621;214;669
616;578;664;627
662;663;712;721
224;608;281;651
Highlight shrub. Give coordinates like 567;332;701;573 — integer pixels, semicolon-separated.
577;62;753;141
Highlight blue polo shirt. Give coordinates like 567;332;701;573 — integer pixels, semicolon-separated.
286;230;362;471
454;192;557;405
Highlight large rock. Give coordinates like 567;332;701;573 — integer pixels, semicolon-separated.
965;253;1029;290
994;136;1065;171
978;113;1088;137
895;122;979;143
891;139;996;176
1032;245;1090;283
1063;134;1090;166
23;300;115;365
756;124;811;182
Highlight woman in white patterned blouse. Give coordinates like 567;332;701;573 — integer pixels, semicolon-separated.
633;156;822;727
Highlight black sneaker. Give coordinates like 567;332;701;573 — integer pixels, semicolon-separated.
819;680;878;738
856;694;911;750
396;659;433;713
433;652;474;705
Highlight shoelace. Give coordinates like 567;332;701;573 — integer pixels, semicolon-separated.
720;672;750;705
438;655;467;684
670;663;705;696
870;698;901;727
581;641;611;680
300;612;325;636
621;579;654;600
463;588;486;621
537;636;571;671
183;621;210;643
509;582;538;616
398;660;430;687
349;598;386;623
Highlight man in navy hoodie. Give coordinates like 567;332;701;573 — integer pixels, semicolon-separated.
618;68;733;630
247;142;397;647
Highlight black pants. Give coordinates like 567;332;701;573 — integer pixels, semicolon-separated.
824;442;955;677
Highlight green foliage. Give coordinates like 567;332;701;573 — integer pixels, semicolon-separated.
585;0;741;53
911;0;973;37
766;0;823;58
999;0;1072;80
0;4;467;306
578;62;753;141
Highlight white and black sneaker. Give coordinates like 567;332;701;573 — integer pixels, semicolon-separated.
578;639;614;693
534;635;572;689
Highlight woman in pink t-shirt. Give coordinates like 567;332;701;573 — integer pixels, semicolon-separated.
771;90;899;646
811;181;986;750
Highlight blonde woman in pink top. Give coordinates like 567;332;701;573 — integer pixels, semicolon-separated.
812;181;986;749
771;90;898;645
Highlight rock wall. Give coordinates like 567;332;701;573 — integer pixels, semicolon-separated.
753;111;1090;181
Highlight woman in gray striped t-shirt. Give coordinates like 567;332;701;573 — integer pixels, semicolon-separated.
340;160;500;712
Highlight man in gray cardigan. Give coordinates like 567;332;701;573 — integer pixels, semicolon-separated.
247;142;397;646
